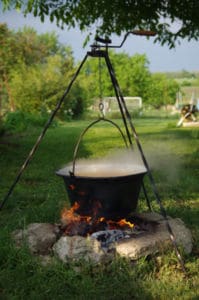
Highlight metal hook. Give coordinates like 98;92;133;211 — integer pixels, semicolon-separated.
99;102;105;118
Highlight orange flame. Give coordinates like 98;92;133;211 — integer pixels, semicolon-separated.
117;219;134;228
106;218;134;230
61;202;81;223
61;202;91;226
61;202;134;235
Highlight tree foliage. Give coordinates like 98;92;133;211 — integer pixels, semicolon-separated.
0;24;86;120
0;23;180;130
2;0;199;47
147;73;179;108
79;50;179;109
78;51;151;103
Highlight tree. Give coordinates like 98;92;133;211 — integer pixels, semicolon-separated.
0;23;19;113
112;52;151;99
0;24;87;119
0;24;64;115
2;0;199;48
9;54;85;118
147;73;179;108
79;51;151;105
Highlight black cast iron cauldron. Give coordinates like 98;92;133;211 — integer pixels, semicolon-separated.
56;118;146;219
56;167;146;219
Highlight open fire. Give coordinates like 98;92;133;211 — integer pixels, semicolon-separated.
61;201;135;237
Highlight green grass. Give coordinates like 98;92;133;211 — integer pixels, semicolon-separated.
0;116;199;299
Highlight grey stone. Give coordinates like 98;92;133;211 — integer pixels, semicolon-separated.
12;223;59;255
53;235;113;264
12;214;193;263
136;212;171;222
115;216;193;259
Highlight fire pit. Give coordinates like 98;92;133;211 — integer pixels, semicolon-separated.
12;212;193;264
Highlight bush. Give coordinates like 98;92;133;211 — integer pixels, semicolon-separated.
4;111;27;133
4;111;57;133
25;113;55;127
107;108;142;119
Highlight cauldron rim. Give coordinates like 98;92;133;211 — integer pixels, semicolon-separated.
56;168;147;180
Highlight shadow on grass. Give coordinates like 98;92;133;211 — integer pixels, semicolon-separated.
0;125;92;219
139;127;199;141
0;236;155;300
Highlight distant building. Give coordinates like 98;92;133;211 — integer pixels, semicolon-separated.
91;97;142;115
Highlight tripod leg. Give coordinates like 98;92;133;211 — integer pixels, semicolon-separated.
142;182;153;211
104;51;186;273
0;53;89;211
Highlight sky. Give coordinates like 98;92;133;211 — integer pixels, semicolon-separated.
1;9;199;73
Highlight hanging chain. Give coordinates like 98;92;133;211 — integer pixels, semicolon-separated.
98;56;104;118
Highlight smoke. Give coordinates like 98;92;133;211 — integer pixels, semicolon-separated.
59;148;147;177
57;144;182;182
144;142;182;183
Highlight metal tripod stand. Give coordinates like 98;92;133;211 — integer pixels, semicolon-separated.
0;31;186;272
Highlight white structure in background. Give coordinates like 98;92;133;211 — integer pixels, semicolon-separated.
197;99;199;110
177;91;199;127
100;96;142;116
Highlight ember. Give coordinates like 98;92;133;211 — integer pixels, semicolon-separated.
61;201;135;236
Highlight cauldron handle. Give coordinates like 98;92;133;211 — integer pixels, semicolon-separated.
71;117;128;176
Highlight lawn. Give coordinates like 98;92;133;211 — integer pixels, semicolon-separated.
0;116;198;299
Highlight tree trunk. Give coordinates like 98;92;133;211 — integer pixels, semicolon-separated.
0;83;2;117
3;73;15;112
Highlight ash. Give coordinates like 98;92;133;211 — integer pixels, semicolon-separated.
91;229;130;248
90;218;158;248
